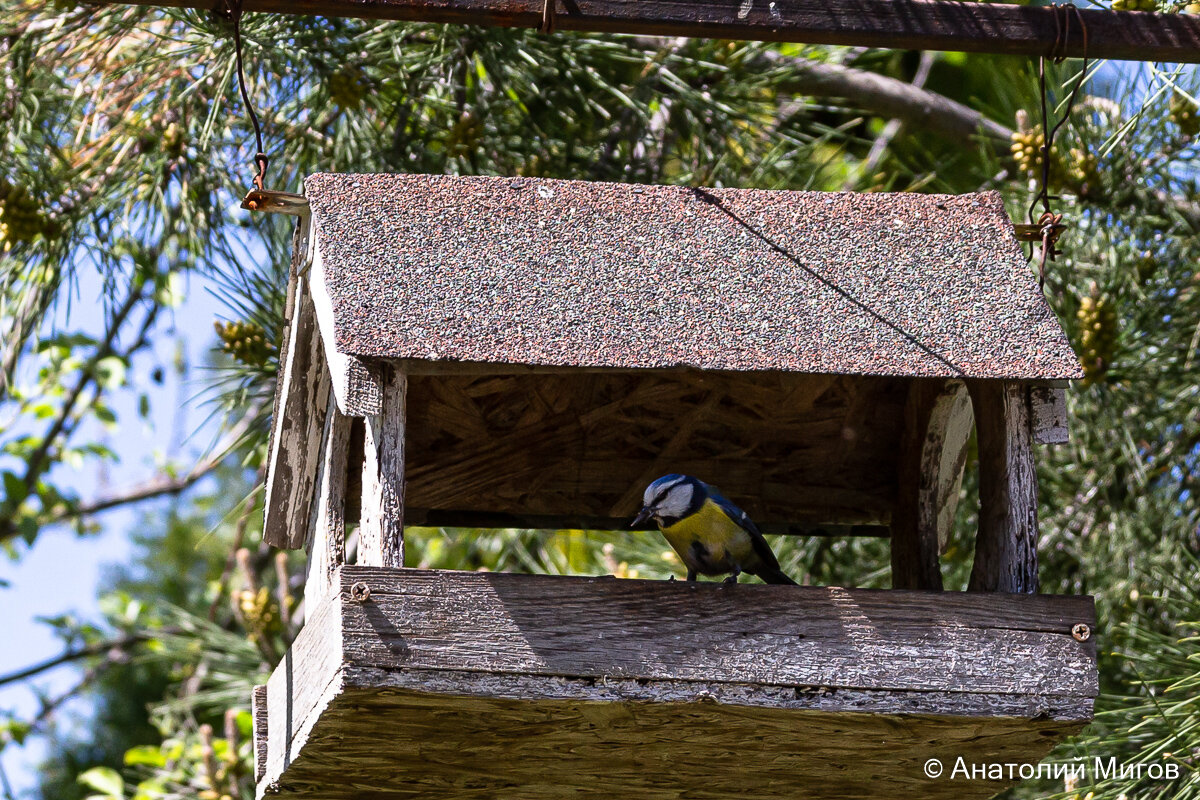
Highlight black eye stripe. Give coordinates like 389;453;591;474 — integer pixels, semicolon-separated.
648;476;689;507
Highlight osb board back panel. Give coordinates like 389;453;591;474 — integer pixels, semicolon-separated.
337;568;1098;697
402;370;907;528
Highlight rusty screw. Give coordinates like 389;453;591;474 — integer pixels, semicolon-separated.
350;581;371;603
1072;623;1091;642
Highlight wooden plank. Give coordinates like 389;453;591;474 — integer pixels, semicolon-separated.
263;277;332;550
406;508;890;536
336;568;1097;696
891;379;972;591
303;390;351;611
309;251;383;417
968;380;1039;593
251;685;269;783
103;0;1200;64
1030;385;1069;445
358;367;406;568
340;664;1093;720
263;591;344;791
268;686;1087;799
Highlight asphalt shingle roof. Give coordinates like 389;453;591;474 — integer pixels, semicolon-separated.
305;172;1082;380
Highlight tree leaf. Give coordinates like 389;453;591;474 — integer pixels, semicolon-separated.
78;766;124;798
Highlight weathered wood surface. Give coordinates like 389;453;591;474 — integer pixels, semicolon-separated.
309;251;383;416
403;371;906;530
252;685;269;782
103;0;1200;64
890;379;972;591
303;391;351;610
340;665;1093;720
261;671;1088;800
969;380;1040;593
263;278;331;549
358;368;406;568
257;568;1097;799
336;568;1097;695
1030;385;1070;445
406;508;890;537
264;591;343;787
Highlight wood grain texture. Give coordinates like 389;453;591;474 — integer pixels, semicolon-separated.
252;685;269;783
338;665;1094;720
264;594;343;787
1030;385;1070;445
310;252;383;416
891;379;971;591
263;279;332;549
969;381;1040;594
103;0;1200;63
403;371;906;530
265;688;1086;799
358;368;406;568
335;568;1097;696
256;568;1097;799
407;509;890;537
304;391;351;610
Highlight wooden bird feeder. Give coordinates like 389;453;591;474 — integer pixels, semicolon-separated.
252;173;1096;800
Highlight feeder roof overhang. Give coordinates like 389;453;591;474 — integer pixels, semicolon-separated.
304;172;1083;381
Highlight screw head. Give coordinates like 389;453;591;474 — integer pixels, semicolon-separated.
1072;623;1091;642
350;581;371;602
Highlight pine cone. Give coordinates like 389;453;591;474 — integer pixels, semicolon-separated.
328;66;368;111
214;320;275;367
1077;283;1118;385
1170;91;1200;137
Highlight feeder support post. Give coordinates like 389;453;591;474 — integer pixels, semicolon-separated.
967;380;1039;593
304;387;351;609
891;378;973;592
359;365;407;568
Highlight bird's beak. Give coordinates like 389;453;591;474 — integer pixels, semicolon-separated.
631;507;652;527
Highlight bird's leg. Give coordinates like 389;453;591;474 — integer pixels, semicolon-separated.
723;566;742;585
686;568;697;582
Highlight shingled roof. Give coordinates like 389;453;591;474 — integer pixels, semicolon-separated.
303;173;1082;381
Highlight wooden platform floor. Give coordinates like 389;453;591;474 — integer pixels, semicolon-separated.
256;568;1097;800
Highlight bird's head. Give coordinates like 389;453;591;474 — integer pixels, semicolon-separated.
632;474;705;528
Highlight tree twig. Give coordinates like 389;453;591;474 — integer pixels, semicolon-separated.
845;51;936;189
41;398;267;528
0;632;150;688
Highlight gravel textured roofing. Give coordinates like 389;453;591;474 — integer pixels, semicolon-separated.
304;173;1083;380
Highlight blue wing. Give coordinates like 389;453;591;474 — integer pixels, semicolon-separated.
703;482;783;572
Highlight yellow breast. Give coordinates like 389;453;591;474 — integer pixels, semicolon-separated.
660;499;754;570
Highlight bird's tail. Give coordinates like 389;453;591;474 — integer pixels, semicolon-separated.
756;568;798;586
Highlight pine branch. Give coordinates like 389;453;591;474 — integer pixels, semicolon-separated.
759;50;1013;143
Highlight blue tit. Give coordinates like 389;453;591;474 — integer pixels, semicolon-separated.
632;474;797;585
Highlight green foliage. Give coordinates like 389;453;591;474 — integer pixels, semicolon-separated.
0;1;1197;798
1034;554;1200;800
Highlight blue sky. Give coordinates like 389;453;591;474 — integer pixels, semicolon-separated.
0;264;228;796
